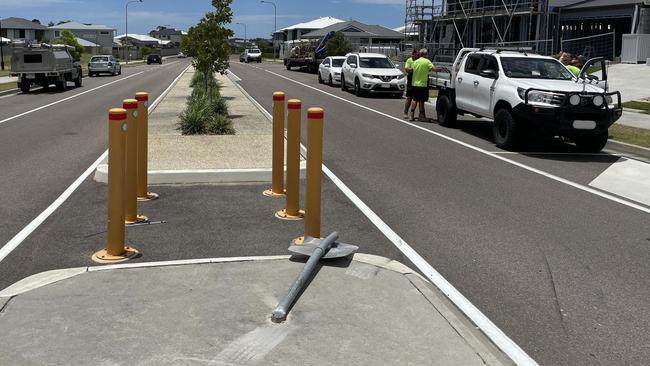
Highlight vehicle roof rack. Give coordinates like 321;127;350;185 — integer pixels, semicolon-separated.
478;47;533;56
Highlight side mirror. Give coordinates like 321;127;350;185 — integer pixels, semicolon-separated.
349;63;357;68
394;63;401;69
480;69;497;79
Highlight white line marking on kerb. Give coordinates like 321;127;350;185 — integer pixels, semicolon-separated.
236;79;538;366
0;64;191;264
260;67;650;215
0;71;144;126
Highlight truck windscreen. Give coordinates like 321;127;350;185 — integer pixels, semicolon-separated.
500;57;573;80
24;54;43;64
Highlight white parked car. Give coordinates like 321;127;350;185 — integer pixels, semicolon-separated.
318;56;346;86
432;48;622;151
340;52;405;98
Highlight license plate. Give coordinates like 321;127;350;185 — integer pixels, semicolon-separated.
573;120;596;130
381;83;390;88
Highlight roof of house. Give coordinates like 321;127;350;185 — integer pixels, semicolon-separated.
49;21;115;31
114;34;161;43
0;17;47;30
302;21;405;39
393;23;418;36
150;28;184;36
278;17;344;32
1;37;11;44
75;37;99;47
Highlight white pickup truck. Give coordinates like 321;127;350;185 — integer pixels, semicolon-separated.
431;48;623;152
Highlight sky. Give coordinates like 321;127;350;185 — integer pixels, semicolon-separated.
1;0;406;38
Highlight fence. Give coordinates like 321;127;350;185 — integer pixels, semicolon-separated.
561;32;615;61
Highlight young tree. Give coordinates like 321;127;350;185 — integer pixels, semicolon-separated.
55;29;84;60
325;31;352;56
182;0;233;93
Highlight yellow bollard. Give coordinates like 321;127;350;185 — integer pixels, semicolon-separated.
303;108;324;239
275;99;304;220
135;92;158;201
263;91;286;197
92;108;138;262
123;99;148;225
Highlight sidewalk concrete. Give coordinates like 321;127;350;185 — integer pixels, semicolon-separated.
0;75;17;84
616;109;650;130
95;66;303;184
0;254;513;366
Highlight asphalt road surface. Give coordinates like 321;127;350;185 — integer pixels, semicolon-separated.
0;59;192;247
228;58;650;366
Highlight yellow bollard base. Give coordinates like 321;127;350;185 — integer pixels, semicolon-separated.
292;235;323;246
137;192;159;202
275;209;304;221
263;189;285;198
91;246;139;263
125;215;149;225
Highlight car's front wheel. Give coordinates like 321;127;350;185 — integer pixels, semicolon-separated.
329;75;333;86
74;72;82;87
493;108;521;150
19;81;30;93
574;131;608;152
318;72;323;84
341;75;347;91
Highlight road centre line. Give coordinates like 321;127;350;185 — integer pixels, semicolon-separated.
0;71;143;126
258;66;650;215
231;75;538;366
0;64;191;264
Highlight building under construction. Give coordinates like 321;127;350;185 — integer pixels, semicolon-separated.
406;0;650;62
406;0;556;60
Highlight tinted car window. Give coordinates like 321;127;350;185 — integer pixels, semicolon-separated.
346;55;356;65
332;59;344;67
91;56;109;62
481;56;498;71
464;54;482;74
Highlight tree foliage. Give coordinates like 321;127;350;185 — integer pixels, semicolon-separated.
55;29;84;60
325;31;352;56
182;0;234;89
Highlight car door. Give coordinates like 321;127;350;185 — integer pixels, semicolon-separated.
455;53;481;113
473;55;499;116
320;58;330;80
578;57;608;91
343;55;356;85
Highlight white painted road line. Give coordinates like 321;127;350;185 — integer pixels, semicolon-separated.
0;64;191;264
236;78;538;366
0;71;144;126
258;66;650;215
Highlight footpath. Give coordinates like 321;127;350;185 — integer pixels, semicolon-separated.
0;66;517;365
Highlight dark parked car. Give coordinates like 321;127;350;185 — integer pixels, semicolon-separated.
147;54;162;64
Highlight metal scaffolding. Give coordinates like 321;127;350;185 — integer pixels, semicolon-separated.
406;0;558;60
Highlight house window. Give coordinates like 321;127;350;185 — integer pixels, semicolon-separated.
19;29;26;38
100;31;109;35
55;31;60;38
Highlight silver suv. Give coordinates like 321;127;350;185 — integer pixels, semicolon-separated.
340;52;405;98
88;55;121;76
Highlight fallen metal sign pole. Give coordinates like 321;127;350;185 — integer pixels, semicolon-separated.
271;232;358;323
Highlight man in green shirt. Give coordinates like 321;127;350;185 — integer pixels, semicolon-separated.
403;49;419;118
409;49;436;121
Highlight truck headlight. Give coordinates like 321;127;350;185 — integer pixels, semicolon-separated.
528;91;558;105
569;94;581;106
397;74;405;80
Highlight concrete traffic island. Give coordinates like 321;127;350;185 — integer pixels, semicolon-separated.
0;254;513;365
95;66;304;185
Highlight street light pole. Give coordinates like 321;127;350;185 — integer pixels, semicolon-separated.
125;0;143;64
236;22;247;49
260;0;277;61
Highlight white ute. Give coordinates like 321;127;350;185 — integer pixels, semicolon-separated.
432;48;623;152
